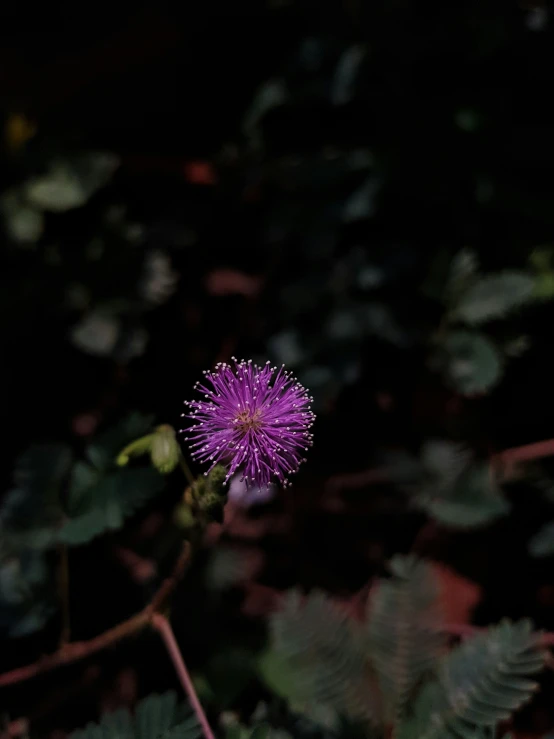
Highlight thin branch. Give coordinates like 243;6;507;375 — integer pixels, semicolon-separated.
0;611;149;688
326;436;554;494
495;438;554;466
179;455;196;487
151;614;215;739
0;542;192;689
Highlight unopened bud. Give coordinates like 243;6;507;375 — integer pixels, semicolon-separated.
150;424;180;474
116;435;154;466
116;423;180;475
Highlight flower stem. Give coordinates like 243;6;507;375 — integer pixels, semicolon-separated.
179;455;195;486
151;613;215;739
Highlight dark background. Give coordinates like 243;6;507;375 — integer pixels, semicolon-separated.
1;1;554;736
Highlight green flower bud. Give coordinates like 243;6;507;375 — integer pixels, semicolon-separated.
206;464;228;497
198;491;224;523
116;435;154;466
150;424;180;474
116;423;181;474
196;464;228;523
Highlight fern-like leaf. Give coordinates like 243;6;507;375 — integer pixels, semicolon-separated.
366;556;445;722
399;621;546;739
260;590;379;724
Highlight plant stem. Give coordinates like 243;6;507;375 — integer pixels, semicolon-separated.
151;614;215;739
58;544;71;646
0;541;192;688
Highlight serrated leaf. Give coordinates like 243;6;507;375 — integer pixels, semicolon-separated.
68;691;200;739
59;467;164;546
454;272;535;325
135;692;177;739
529;520;554;557
0;444;72;550
440;331;502;396
161;719;201;739
0;549;54;636
366;556;445;721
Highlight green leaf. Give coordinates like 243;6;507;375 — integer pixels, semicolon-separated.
529;520;554;557
400;621;546;739
161;719;202;739
258;649;306;702
1;190;44;243
262;590;379;724
366;556;445;721
70;710;132;739
24;153;119;212
397;684;491;739
59;467;164;546
454;271;535;325
135;692;177;739
69;692;201;739
440;331;502;396
0;549;54;636
416;449;510;529
225;726;291;739
0;444;73;550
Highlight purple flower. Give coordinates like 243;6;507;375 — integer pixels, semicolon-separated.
181;358;315;487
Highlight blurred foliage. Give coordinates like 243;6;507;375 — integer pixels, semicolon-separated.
2;1;554;738
69;692;201;739
260;557;547;738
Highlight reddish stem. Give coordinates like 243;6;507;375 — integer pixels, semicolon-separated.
0;542;191;689
151;614;215;739
496;438;554;466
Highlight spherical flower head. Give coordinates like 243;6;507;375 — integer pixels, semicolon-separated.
181;358;315;488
